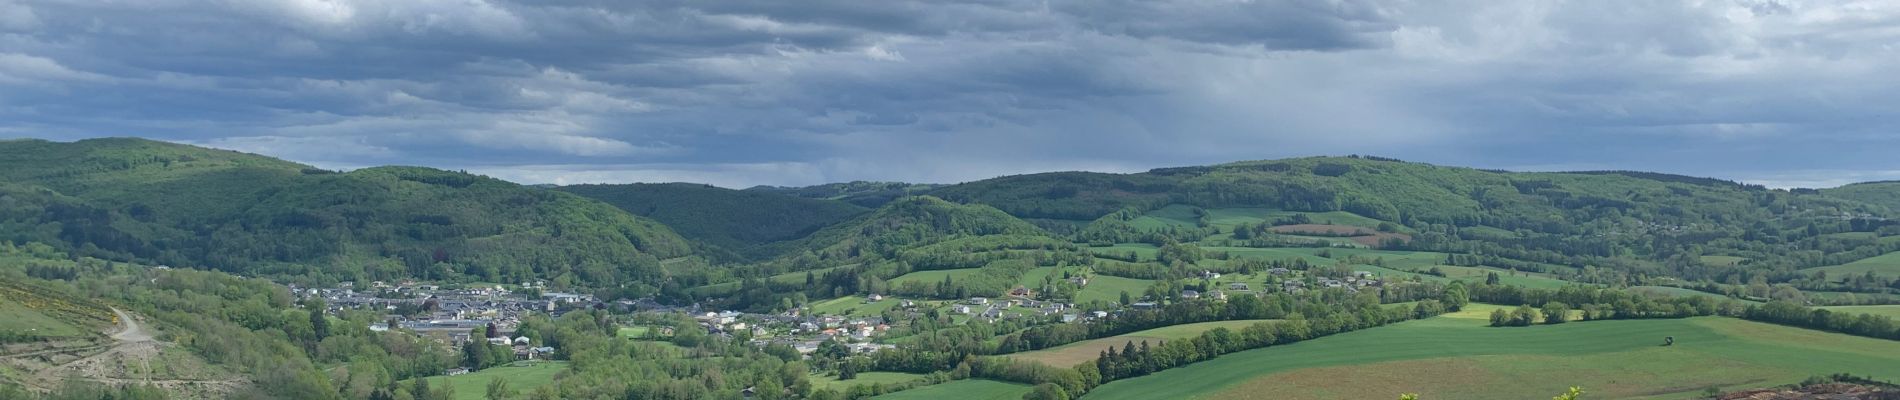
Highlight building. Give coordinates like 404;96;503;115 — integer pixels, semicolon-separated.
1181;290;1201;300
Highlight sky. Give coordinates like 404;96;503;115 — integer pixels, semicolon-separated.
2;0;1898;189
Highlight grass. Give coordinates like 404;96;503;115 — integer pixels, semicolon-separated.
810;372;926;391
1627;286;1758;303
810;295;906;316
1010;320;1278;367
417;361;567;400
890;269;982;285
1082;306;1900;400
1076;275;1154;305
1809;251;1900;278
873;379;1031;400
1816;305;1900;319
1700;256;1747;267
1424;265;1577;289
1089;243;1160;262
0;298;88;338
1130;205;1203;231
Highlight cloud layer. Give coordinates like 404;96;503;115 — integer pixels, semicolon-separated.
2;0;1898;188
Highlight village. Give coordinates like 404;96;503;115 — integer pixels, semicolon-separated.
289;265;1387;374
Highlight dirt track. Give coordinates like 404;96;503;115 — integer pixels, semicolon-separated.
7;308;245;397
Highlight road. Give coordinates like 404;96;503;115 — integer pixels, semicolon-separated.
109;307;154;342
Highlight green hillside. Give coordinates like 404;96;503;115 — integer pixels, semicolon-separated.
1084;307;1900;400
769;196;1048;264
0;138;693;288
1823;181;1900;213
747;181;942;208
932;156;1900;282
556;182;868;257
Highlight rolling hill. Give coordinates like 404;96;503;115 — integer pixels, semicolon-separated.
0;138;693;287
556;182;868;258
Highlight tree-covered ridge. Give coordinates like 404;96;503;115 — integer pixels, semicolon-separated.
555;182;868;258
764;196;1048;267
746;181;942;208
931;156;1895;266
0;138;693;289
1823;181;1900;214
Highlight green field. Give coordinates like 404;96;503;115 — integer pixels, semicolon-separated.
1076;275;1154;304
0;298;88;338
1209;247;1336;265
1425;265;1576;289
1130;205;1203;231
1083;307;1900;400
1627;286;1758;303
1011;320;1278;367
873;379;1031;400
1816;305;1900;319
419;361;567;400
1700;256;1747;267
1809;251;1900;278
1089;243;1160;262
810;372;926;391
890;269;983;285
810;295;907;316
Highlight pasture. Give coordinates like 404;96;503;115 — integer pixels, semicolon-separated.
810;295;906;316
1626;286;1757;303
1088;243;1159;262
1700;256;1747;267
1010;319;1278;367
872;379;1031;400
1808;251;1900;278
810;372;926;391
1426;265;1576;289
420;361;567;400
1074;275;1154;305
1816;305;1900;319
1082;307;1900;400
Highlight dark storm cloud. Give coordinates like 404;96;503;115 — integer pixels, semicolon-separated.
1;0;1897;188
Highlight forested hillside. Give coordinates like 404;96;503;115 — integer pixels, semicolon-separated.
929;156;1900;277
0;138;693;289
1824;181;1900;213
747;181;942;208
555;183;867;259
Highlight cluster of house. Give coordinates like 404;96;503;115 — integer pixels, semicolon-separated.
293;281;605;358
1276;270;1381;293
949;297;1079;323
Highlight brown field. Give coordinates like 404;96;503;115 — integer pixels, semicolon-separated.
1268;224;1411;247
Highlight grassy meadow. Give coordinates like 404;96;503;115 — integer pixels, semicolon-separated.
1808;251;1900;278
872;379;1031;400
418;361;567;400
1081;306;1900;400
810;372;927;391
1816;305;1900;319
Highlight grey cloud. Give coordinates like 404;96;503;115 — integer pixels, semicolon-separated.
2;0;1899;188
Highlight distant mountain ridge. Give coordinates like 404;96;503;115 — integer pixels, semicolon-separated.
555;182;868;259
0;138;693;289
4;138;1898;291
746;181;941;208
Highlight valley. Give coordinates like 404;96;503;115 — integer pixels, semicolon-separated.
2;140;1898;399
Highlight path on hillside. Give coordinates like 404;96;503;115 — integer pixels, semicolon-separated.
20;308;245;394
109;307;153;342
